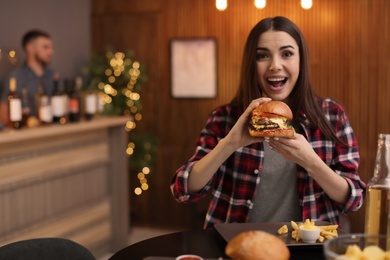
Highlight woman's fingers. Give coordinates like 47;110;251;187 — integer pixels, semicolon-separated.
266;134;316;167
248;97;271;112
227;98;271;148
239;97;271;122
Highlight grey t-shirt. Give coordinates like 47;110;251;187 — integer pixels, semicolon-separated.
1;63;54;116
248;142;302;222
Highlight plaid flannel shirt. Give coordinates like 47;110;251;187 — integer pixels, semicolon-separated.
171;98;366;228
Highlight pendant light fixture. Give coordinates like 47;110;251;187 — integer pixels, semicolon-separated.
255;0;266;9
215;0;312;11
301;0;312;9
216;0;227;11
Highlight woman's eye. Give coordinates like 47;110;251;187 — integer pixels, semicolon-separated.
282;51;293;57
256;53;268;60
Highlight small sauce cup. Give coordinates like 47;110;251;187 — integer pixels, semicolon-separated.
299;227;321;243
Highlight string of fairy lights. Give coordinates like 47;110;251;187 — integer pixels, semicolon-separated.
0;48;18;65
97;50;151;196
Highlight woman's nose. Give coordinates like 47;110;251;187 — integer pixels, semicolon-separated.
269;57;282;71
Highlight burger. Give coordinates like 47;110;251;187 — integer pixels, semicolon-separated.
249;100;295;138
225;230;290;260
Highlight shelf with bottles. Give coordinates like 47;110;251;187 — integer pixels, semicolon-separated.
4;76;105;131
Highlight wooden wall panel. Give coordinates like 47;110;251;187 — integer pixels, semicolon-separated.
91;0;160;14
92;0;390;232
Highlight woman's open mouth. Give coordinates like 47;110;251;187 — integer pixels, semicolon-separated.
267;77;288;88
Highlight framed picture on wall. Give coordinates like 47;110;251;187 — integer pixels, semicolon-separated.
170;38;217;98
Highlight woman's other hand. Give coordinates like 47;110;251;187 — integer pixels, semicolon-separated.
265;134;316;169
266;134;350;204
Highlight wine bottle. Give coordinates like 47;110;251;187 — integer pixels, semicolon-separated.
84;86;97;120
51;77;66;124
36;81;53;125
96;91;104;115
68;77;82;122
7;77;22;129
365;134;390;239
62;79;70;122
21;87;30;127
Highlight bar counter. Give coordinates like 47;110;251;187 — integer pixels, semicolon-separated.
0;117;129;257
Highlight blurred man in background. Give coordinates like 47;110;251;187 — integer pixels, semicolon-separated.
0;29;55;123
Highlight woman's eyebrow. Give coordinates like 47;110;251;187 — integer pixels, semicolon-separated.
256;45;295;51
280;45;295;50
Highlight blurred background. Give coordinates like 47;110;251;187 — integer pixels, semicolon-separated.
0;0;389;258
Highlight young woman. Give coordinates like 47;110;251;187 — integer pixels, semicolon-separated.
171;16;366;228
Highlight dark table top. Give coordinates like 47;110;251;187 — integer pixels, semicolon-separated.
109;228;326;260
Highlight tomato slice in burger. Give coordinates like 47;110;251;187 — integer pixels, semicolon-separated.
260;112;283;119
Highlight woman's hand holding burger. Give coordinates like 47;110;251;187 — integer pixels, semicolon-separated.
188;97;271;193
247;100;317;170
224;97;271;150
265;133;317;170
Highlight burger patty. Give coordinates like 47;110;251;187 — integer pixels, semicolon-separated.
250;117;285;131
250;124;280;131
251;117;273;125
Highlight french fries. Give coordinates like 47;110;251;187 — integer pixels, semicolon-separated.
341;245;390;260
291;229;300;242
277;219;339;243
277;224;289;235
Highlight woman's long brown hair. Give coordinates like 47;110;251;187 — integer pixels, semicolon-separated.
232;16;347;146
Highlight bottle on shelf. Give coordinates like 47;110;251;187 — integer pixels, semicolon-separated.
51;76;66;124
68;76;82;122
35;81;53;125
62;79;70;122
84;86;97;121
21;87;30;127
7;77;22;129
364;134;390;238
96;91;105;115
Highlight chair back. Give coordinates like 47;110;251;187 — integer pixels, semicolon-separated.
0;238;96;260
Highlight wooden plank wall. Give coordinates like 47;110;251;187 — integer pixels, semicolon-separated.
91;0;390;232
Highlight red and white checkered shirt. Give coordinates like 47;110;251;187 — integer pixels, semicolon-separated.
171;98;366;228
